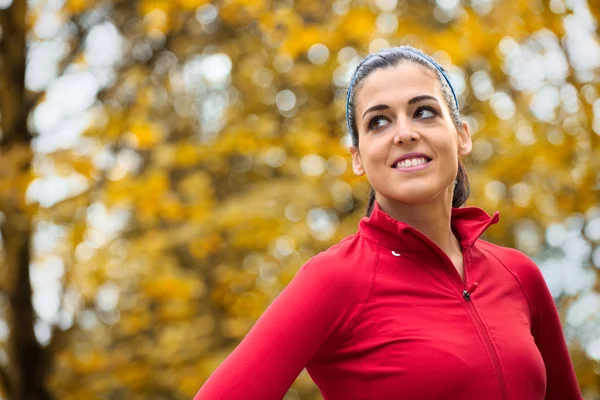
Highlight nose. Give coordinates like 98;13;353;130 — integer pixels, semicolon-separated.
392;119;420;145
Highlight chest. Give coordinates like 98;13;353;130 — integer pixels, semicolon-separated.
308;250;547;400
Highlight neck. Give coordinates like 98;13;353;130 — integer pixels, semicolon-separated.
376;190;462;257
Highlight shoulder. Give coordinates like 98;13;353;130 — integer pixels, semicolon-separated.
478;240;541;275
477;240;547;298
284;233;377;350
295;232;378;299
315;231;379;263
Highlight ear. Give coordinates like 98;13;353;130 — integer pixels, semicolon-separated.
457;121;472;157
349;146;365;176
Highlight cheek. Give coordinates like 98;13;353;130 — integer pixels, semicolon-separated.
431;137;460;179
356;144;381;171
438;149;459;173
435;134;459;159
363;139;388;161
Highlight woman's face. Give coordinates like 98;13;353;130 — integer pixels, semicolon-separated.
350;62;472;207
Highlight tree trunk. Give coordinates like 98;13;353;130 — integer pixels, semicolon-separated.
0;0;51;398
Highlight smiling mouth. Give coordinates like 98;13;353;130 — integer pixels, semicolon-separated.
392;157;432;169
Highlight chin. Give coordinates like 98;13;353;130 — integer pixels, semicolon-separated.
377;182;453;206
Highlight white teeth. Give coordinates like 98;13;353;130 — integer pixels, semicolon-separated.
395;157;428;168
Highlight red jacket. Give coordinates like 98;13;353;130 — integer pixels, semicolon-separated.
195;202;582;400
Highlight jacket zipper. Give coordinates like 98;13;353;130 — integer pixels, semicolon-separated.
407;231;508;400
462;286;508;400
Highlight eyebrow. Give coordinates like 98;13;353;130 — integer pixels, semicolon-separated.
361;95;440;120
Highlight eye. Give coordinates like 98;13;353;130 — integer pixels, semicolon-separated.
368;115;390;130
414;106;437;119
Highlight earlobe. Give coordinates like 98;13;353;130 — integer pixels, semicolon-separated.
457;121;472;156
350;146;365;176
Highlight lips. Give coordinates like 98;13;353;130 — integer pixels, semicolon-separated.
391;152;432;168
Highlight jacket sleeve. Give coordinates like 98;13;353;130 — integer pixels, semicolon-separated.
194;254;366;400
523;257;583;400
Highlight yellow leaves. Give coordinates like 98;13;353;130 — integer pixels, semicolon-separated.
430;14;501;64
115;362;150;389
220;317;253;339
126;120;165;150
143;170;170;197
120;312;152;336
93;109;125;142
259;9;340;59
139;0;173;17
106;169;195;224
229;221;282;249
230;291;264;318
48;151;97;180
177;171;215;223
339;8;377;43
64;0;89;15
71;156;95;179
212;263;240;286
69;221;86;249
258;8;303;40
219;0;268;26
283;129;327;157
137;200;160;224
129;170;197;223
197;351;232;376
178;171;214;202
143;8;171;34
71;350;109;374
188;233;221;260
142;276;205;301
104;177;133;206
281;26;328;59
179;373;203;397
176;0;211;11
159;194;187;222
158;298;196;321
212;128;262;156
174;142;201;167
289;61;332;86
139;0;212;33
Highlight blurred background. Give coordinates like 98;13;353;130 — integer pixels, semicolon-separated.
0;0;599;398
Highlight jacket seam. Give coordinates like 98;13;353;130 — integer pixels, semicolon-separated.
331;232;360;252
358;232;382;247
345;240;379;342
480;245;536;327
358;232;396;251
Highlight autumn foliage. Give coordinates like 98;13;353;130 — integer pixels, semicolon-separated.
0;0;599;399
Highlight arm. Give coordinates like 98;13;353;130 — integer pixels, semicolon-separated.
525;259;582;400
194;254;367;400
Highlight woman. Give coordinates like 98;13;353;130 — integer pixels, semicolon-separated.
194;46;582;400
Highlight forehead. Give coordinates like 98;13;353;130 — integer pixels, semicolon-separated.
354;62;442;113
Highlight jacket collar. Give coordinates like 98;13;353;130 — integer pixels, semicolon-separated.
359;201;500;253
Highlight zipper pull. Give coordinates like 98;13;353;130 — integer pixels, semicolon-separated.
462;282;479;301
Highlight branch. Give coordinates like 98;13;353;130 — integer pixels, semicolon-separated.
0;365;11;398
38;325;74;381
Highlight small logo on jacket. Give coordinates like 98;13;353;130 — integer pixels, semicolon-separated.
391;251;401;257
